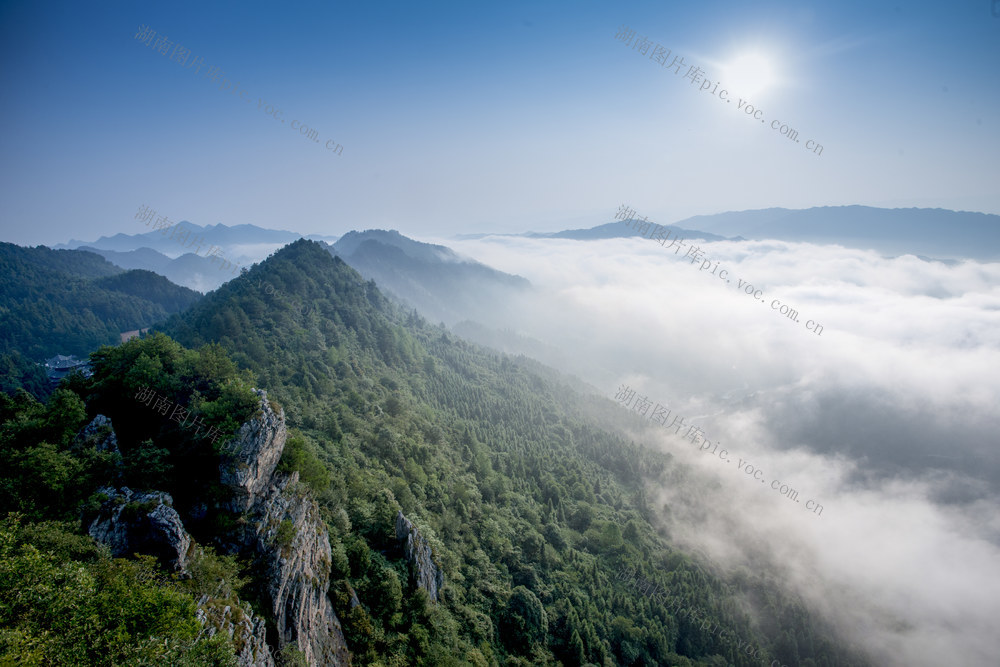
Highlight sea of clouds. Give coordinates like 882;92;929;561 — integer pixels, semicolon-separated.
435;232;1000;667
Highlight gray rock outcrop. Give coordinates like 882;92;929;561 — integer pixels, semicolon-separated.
219;390;286;513
74;414;120;456
396;510;445;602
81;390;351;665
221;389;351;666
196;595;276;667
88;487;191;572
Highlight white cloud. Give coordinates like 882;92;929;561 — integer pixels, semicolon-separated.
429;232;1000;667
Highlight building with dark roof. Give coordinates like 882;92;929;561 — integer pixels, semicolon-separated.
44;354;91;385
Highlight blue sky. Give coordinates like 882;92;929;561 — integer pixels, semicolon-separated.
0;0;997;246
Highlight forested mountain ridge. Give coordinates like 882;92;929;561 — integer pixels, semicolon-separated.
154;239;870;666
79;245;233;293
0;242;203;398
56;222;339;292
0;238;869;665
0;241;122;280
328;229;530;327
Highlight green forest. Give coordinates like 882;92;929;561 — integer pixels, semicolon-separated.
0;240;869;666
0;242;201;364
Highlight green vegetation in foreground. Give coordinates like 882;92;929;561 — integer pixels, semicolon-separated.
0;239;869;666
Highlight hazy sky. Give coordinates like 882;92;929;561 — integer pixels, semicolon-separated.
0;0;998;246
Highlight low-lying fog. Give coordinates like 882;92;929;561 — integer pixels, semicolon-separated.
437;233;1000;667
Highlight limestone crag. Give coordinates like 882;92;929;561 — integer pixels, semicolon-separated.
74;414;120;456
221;392;351;666
82;390;351;665
219;389;286;513
243;472;351;665
88;487;192;572
396;511;445;602
196;595;275;667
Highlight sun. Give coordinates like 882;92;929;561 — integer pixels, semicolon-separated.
719;52;777;99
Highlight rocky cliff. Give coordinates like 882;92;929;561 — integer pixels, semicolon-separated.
86;479;275;666
395;510;445;602
221;389;351;666
83;394;352;666
88;486;192;572
196;595;276;667
220;392;287;513
74;414;120;456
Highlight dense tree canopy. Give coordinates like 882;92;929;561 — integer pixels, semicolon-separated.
159;240;869;667
0;239;870;666
0;242;201;363
0;335;263;665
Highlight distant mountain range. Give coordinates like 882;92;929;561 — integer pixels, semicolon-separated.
50;223;535;325
57;222;339;291
76;247;231;293
456;222;734;243
650;206;1000;261
57;221;336;256
461;205;999;261
45;205;996;330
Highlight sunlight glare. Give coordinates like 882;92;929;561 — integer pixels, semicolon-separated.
720;52;777;99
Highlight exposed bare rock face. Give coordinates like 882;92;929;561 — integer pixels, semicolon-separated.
74;414;120;456
396;510;445;602
219;390;287;513
196;595;276;667
87;483;277;665
87;487;192;572
221;389;352;666
81;390;352;665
